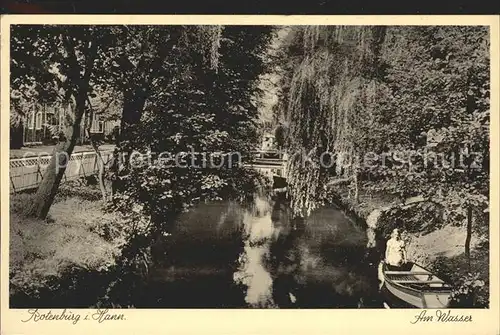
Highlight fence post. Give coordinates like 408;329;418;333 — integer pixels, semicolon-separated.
37;163;44;183
80;153;86;178
36;156;40;184
10;176;16;194
93;153;98;173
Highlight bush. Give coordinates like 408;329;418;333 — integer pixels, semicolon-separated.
55;179;103;202
377;202;445;239
448;272;488;308
430;251;489;308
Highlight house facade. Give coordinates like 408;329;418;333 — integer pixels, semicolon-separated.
261;133;276;151
11;102;119;149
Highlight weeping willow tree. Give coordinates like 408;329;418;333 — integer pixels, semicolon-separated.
279;26;387;217
278;26;490;296
197;25;224;72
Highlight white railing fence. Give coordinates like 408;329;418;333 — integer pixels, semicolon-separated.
10;149;286;194
10;151;113;194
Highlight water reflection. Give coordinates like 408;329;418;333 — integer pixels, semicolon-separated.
144;193;382;308
233;195;278;307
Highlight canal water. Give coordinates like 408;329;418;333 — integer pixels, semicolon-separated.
140;193;384;308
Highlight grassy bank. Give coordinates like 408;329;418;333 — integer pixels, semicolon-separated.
9;181;129;307
326;186;489;308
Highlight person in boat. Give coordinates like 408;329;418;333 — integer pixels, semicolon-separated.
400;229;411;245
384;228;412;271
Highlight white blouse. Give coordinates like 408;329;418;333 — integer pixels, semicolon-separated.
385;238;406;266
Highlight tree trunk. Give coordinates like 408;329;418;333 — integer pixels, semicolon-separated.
119;86;148;147
465;206;473;270
81;112;88;145
93;142;108;201
110;28;182;194
85;99;110;202
24;94;87;219
23;31;97;219
110;147;120;199
115;27;182;164
10;122;24;149
110;87;148;193
87;130;108;202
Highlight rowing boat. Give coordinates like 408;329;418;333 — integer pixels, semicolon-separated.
381;261;453;308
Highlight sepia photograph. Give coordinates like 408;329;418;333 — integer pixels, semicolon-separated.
3;18;495;317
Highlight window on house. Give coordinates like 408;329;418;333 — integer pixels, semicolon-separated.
46;106;55;125
35;112;42;130
27;111;34;130
90;114;98;133
98;121;104;133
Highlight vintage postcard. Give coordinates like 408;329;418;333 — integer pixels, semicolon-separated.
1;15;499;335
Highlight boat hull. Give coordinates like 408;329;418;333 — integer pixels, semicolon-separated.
383;278;426;308
381;262;452;309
